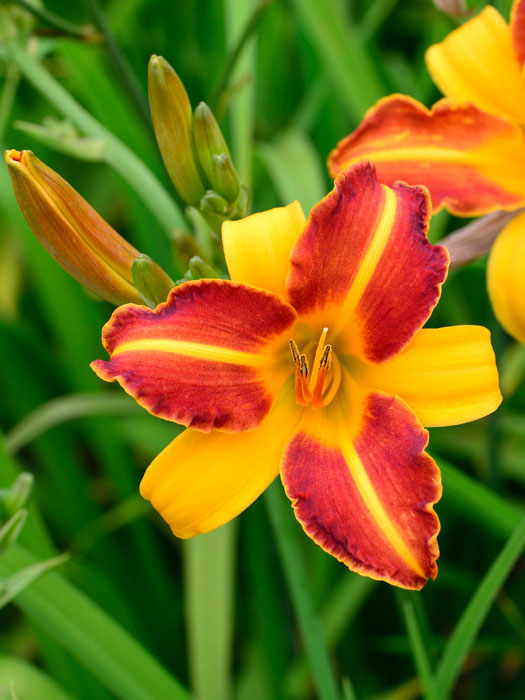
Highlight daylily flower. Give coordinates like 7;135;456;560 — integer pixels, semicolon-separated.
92;163;501;590
328;0;525;343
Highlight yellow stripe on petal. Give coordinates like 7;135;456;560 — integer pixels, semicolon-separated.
140;386;301;538
351;326;502;427
335;185;396;328
222;201;306;299
92;280;297;432
287;163;447;363
112;339;270;367
426;6;525;122
488;211;525;344
281;380;440;589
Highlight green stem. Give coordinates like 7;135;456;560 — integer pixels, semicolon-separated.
184;525;236;700
1;0;99;39
4;40;185;238
396;591;441;700
264;482;341;700
436;516;525;697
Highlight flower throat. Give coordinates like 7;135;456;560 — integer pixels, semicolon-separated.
289;327;341;408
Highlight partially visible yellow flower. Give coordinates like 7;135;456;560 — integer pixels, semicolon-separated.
5;149;156;306
328;0;525;343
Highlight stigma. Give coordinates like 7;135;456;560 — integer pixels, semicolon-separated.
289;328;340;408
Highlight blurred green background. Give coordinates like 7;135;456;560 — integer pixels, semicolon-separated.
0;1;524;698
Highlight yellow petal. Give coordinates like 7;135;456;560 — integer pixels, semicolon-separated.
351;326;502;427
140;385;301;538
222;201;306;299
426;6;524;122
487;211;525;344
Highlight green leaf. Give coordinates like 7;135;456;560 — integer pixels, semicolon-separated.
0;545;192;700
5;394;141;456
184;524;236;700
264;482;341;700
0;552;69;609
290;0;385;120
258;131;326;214
396;591;441;700
439;458;522;539
436;516;525;696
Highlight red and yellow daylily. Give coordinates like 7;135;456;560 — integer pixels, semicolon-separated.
328;0;525;343
92;163;501;590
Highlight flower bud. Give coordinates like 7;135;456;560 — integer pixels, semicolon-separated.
192;102;240;202
5;149;146;306
200;190;229;217
188;256;218;280
148;55;206;206
0;473;33;520
211;154;241;203
132;254;175;307
0;510;27;554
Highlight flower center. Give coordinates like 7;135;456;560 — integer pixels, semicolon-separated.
289;327;341;408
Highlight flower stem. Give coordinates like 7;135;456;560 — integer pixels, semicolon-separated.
1;0;99;40
4;39;186;238
264;481;341;700
184;524;235;700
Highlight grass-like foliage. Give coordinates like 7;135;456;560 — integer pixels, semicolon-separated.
0;1;524;698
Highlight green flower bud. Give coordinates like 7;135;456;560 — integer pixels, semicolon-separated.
0;510;27;554
0;473;33;519
211;154;241;203
192;103;230;181
188;256;219;280
148;55;206;206
131;254;175;307
200;190;229;217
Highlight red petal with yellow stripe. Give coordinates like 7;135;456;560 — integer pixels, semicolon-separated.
328;96;525;216
91;279;296;432
287;162;448;362
281;389;441;590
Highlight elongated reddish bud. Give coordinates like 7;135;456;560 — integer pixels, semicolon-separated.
5;149;154;305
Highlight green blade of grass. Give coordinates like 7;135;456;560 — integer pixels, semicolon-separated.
184;524;236;700
258;130;326;214
439;458;522;540
5;393;141;455
436;515;525;696
0;544;192;700
291;0;385;120
0;654;75;700
264;481;341;700
396;591;441;700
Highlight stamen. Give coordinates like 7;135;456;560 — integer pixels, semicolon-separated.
298;354;311;405
312;345;332;408
289;339;300;365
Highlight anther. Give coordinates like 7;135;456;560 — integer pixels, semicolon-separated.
312;344;333;408
289;339;300;366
